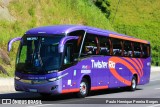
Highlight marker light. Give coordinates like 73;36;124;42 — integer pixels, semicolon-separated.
15;76;21;80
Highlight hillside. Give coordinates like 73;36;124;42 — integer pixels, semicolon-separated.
0;0;160;77
0;0;113;76
109;0;160;65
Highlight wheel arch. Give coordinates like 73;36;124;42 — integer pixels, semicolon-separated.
79;74;91;91
133;73;138;84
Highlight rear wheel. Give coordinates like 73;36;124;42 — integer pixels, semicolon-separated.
130;76;137;91
77;78;89;98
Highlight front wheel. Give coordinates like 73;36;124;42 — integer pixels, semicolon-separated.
77;78;89;98
130;76;137;91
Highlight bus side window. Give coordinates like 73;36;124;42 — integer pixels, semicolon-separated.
147;45;151;57
133;42;142;58
63;44;73;65
112;38;122;56
99;37;110;55
142;44;150;58
72;39;80;60
68;30;85;58
81;33;100;56
124;41;133;57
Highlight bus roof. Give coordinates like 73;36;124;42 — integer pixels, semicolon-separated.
25;25;149;44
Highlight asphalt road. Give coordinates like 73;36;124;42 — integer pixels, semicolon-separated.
0;71;160;107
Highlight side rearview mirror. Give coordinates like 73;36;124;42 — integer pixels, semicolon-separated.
8;37;22;52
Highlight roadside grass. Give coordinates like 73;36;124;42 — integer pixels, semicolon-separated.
0;0;113;77
109;0;160;65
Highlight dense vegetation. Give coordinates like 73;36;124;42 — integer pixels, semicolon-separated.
0;0;159;77
92;0;111;18
0;0;113;76
108;0;160;65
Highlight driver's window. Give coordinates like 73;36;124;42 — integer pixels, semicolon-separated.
64;44;73;65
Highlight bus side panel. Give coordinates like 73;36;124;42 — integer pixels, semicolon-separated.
90;56;110;90
109;69;120;88
74;58;97;90
61;60;93;93
117;61;130;87
61;56;151;93
108;57;135;88
61;67;74;93
139;57;151;85
71;56;110;90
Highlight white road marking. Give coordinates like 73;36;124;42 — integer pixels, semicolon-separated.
150;79;160;82
147;104;160;107
155;88;160;90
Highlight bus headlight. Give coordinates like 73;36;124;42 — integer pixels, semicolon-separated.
48;76;63;82
15;76;21;80
48;77;59;82
48;73;68;82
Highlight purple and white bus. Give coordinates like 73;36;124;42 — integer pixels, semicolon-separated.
8;25;151;97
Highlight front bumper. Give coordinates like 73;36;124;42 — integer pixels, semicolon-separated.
15;79;62;94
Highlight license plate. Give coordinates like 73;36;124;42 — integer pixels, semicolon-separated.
29;89;37;92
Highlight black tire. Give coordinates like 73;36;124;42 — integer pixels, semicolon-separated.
129;76;137;91
77;78;89;98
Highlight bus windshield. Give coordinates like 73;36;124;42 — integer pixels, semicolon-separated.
16;35;64;74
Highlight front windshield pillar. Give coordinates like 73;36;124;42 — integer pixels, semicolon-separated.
58;36;79;53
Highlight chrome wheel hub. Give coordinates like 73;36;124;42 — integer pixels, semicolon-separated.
80;82;87;95
132;79;136;89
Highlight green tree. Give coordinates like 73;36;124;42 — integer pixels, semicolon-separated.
92;0;111;18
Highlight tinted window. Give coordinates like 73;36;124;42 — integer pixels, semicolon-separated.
81;33;100;56
16;36;63;74
124;41;133;57
142;44;150;58
64;44;72;64
112;39;122;56
68;30;85;58
99;37;110;55
133;42;142;58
